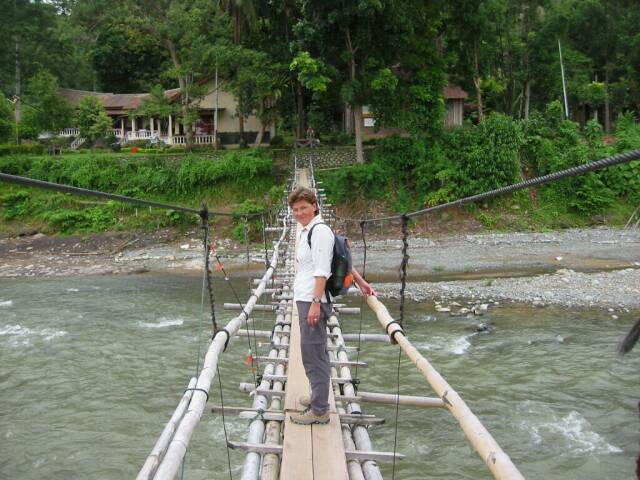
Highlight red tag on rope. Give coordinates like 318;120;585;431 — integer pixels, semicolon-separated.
246;354;254;366
214;263;224;271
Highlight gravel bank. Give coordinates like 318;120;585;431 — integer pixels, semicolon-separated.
2;226;639;308
376;267;640;309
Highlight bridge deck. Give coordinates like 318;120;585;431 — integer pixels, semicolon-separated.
279;168;348;480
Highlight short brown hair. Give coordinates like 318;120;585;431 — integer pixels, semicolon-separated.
288;187;319;214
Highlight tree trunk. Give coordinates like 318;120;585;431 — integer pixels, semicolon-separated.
254;103;265;147
521;3;530;120
353;104;364;164
604;67;611;133
254;123;265;147
14;34;21;144
238;110;245;146
344;104;353;134
296;82;304;138
524;80;531;120
345;27;364;163
473;41;484;122
166;39;193;151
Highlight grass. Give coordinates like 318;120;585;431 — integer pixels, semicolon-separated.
0;150;279;236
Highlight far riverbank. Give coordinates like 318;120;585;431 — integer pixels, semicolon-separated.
1;226;639;309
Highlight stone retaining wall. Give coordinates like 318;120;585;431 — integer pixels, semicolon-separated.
272;146;375;172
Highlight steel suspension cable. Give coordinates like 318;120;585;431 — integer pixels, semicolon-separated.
0;172;264;218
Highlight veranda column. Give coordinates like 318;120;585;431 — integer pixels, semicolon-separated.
168;115;173;144
120;118;124;139
150;117;154;134
132;116;137;135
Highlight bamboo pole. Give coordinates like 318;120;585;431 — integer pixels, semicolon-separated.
244;254;294;479
329;319;383;480
338;404;366;480
136;378;197;480
365;295;525;480
355;391;445;408
149;218;290;480
260;300;290;479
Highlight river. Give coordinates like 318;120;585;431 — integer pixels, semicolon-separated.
1;274;639;479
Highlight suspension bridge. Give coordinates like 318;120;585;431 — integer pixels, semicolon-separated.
1;148;639;479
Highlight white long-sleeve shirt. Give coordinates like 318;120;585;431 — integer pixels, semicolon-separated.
293;215;334;303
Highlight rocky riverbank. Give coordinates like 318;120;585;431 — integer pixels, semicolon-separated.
1;226;639;309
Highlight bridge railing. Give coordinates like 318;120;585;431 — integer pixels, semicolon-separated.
137;214;290;480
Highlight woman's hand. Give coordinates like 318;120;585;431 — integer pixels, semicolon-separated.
358;281;377;297
307;302;321;327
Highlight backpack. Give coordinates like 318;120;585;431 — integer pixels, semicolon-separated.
307;223;354;299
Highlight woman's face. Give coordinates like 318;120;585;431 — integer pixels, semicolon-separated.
291;199;316;226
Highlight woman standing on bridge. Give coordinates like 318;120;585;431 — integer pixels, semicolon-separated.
288;187;375;425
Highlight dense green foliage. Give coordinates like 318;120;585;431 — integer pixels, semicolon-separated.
2;0;639;236
22;72;74;135
0;150;275;234
75;96;113;144
320;109;640;226
4;0;639;141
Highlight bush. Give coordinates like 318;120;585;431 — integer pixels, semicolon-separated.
269;135;284;146
232;199;266;243
0;143;45;156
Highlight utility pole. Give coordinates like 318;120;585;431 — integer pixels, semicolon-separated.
214;61;219;148
558;39;570;119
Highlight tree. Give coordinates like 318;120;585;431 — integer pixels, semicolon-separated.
296;0;446;160
132;84;178;130
75;96;112;143
221;47;286;147
22;71;73;134
90;20;172;93
120;0;232;149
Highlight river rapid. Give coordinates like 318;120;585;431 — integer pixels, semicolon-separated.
1;274;639;479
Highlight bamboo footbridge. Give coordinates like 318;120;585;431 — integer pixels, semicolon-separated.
136;160;525;480
3;149;639;479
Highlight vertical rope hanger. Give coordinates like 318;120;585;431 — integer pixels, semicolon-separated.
241;215;263;380
399;214;410;328
196;206;233;480
261;213;269;271
212;255;259;387
353;219;369;387
392;214;410;480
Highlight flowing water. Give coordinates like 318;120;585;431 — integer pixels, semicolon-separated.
1;274;639;479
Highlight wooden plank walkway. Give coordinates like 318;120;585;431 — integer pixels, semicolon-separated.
280;168;348;480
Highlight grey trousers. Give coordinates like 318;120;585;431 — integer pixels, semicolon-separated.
296;301;332;415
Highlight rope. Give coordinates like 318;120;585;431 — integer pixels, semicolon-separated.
353;219;368;388
399;215;410;328
261;213;269;270
216;365;234;480
201;208;218;334
241;216;262;381
212;254;258;387
391;345;402;480
391;215;409;479
0;172;265;217
332;148;640;224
